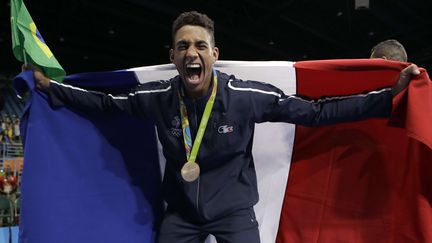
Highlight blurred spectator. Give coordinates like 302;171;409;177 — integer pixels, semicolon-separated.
13;118;20;142
5;122;13;143
370;39;407;62
0;117;5;133
0;115;23;144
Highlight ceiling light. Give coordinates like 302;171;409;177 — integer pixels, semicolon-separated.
355;0;369;10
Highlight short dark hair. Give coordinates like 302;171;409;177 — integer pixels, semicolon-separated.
370;39;407;62
172;11;215;47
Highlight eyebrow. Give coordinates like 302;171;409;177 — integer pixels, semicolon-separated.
176;40;189;46
195;40;208;46
175;40;209;47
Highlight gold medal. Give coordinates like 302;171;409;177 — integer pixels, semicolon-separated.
181;161;200;182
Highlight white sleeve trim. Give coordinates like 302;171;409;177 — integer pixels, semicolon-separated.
227;79;391;103
286;87;392;103
50;80;172;100
227;79;282;98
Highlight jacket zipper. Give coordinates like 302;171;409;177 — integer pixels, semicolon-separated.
193;101;201;215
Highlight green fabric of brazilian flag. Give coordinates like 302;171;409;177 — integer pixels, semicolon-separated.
10;0;65;81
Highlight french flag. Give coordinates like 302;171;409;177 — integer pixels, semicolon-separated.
13;59;432;243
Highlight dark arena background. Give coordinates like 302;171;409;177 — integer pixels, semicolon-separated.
1;0;432;75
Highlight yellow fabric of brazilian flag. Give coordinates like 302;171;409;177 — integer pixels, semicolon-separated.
10;0;65;81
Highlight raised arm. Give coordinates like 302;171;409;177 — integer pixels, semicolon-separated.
248;64;420;126
23;64;158;119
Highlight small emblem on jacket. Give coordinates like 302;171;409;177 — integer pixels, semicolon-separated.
170;116;182;137
218;125;234;134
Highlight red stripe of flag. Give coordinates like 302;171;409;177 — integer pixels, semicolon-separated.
277;59;432;242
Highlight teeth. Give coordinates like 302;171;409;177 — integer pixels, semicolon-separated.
187;63;201;68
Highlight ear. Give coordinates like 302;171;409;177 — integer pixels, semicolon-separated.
213;47;219;61
169;49;174;63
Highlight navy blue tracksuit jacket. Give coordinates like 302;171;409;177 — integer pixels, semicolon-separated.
48;70;392;222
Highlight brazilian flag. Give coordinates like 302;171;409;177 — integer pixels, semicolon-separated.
10;0;65;81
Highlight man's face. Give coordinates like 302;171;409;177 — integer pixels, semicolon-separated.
170;25;219;98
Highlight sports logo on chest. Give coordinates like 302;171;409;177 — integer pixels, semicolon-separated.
169;116;182;138
217;124;234;134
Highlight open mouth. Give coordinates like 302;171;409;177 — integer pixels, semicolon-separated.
185;63;202;82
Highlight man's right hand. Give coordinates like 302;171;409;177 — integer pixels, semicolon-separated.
22;64;51;91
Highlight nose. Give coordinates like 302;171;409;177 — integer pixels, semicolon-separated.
186;46;198;58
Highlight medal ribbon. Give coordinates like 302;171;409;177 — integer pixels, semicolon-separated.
178;70;218;163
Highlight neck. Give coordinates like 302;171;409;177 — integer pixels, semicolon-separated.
185;88;207;99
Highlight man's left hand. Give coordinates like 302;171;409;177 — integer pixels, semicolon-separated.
392;64;420;97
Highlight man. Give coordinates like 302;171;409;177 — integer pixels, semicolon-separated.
28;11;419;243
370;39;408;62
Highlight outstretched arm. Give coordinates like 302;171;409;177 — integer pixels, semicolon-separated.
21;64;155;119
248;63;420;126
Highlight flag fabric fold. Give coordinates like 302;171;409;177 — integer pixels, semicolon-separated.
390;69;432;149
10;0;65;81
277;59;432;243
15;71;163;243
14;59;432;243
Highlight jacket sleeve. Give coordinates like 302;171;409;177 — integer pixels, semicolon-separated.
47;80;164;119
243;80;392;126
